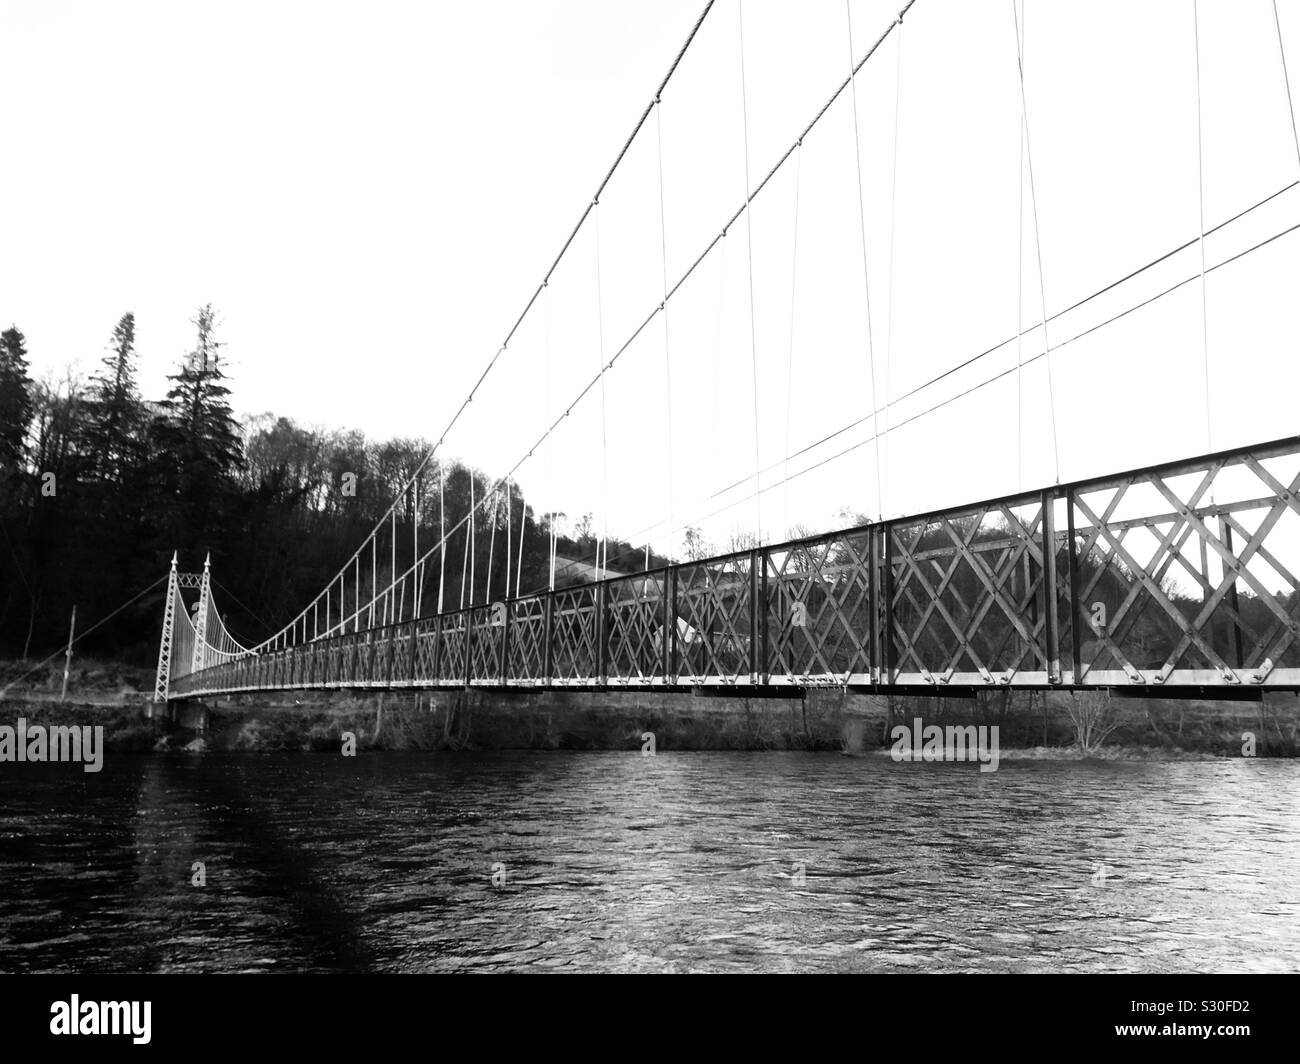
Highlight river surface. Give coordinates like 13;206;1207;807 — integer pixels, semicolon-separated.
1;751;1297;973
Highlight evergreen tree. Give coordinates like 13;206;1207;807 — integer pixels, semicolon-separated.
86;312;145;485
151;304;244;545
0;326;33;478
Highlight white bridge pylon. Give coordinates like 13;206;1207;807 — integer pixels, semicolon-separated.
153;553;254;702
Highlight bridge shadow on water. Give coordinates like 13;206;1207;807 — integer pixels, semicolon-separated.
129;754;372;973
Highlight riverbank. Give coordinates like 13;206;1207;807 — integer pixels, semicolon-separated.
1;683;1295;757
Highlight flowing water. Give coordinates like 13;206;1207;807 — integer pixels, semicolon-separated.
1;749;1297;972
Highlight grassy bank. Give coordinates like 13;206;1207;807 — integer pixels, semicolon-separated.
1;658;1296;757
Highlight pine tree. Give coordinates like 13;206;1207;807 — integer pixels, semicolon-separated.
86;312;145;485
151;304;244;542
0;326;34;478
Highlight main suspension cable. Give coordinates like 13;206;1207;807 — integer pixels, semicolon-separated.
1274;0;1300;175
253;0;717;651
315;0;919;619
600;213;1300;565
704;180;1298;504
348;204;1300;622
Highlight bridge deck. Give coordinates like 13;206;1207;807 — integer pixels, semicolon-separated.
171;435;1300;699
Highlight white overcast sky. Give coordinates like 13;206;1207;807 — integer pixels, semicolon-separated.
4;0;1300;559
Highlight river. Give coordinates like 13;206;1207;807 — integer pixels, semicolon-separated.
1;750;1297;972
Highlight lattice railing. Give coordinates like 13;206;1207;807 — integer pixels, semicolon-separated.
765;531;875;686
170;435;1300;696
885;495;1070;686
507;595;548;684
1069;443;1300;686
436;613;469;684
674;553;754;684
550;586;598;683
469;606;502;682
605;572;666;684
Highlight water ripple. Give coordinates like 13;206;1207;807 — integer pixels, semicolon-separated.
1;751;1297;972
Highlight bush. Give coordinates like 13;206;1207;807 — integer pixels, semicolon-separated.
1066;691;1122;753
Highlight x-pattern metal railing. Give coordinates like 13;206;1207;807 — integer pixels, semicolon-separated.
889;501;1058;685
170;435;1300;698
675;557;753;684
507;595;548;684
605;574;665;685
437;614;469;684
765;532;873;685
550;587;598;683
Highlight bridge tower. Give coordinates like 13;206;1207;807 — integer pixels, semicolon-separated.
153;553;179;703
191;554;211;675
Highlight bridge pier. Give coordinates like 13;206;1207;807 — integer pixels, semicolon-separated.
178;702;209;733
144;700;209;732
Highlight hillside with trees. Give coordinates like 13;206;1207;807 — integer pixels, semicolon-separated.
0;307;668;666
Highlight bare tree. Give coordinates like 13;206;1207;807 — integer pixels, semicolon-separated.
1065;690;1122;753
682;526;711;562
725;527;758;554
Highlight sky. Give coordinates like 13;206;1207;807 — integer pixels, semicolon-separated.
4;0;1300;565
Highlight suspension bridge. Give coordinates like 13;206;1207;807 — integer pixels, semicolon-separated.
155;0;1300;703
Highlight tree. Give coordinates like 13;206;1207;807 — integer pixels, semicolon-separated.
0;326;33;477
1065;690;1123;754
16;370;89;659
86;312;145;485
27;370;86;484
725;527;758;554
151;304;244;545
682;526;711;562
